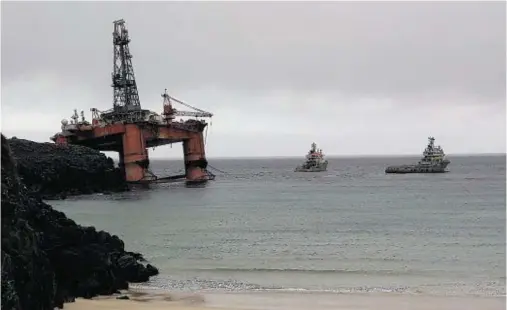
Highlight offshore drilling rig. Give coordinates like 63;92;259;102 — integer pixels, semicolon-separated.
50;19;214;185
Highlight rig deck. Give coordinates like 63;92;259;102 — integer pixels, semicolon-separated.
51;19;214;185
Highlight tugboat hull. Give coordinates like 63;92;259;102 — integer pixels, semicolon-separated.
295;165;328;172
385;160;450;174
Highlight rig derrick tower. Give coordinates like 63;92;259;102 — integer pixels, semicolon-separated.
112;19;140;112
50;19;215;186
102;19;147;124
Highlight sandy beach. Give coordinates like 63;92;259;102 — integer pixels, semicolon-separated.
63;289;505;310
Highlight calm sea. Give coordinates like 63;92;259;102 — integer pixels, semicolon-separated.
51;155;506;297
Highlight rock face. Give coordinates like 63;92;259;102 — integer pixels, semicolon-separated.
1;134;159;310
7;137;128;200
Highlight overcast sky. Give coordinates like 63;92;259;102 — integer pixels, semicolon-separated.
1;1;505;158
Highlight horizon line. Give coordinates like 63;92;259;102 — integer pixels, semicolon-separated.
144;153;506;160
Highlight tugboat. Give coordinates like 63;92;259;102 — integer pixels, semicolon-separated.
295;142;328;172
385;137;450;174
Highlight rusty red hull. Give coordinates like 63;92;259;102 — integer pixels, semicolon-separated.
52;121;209;184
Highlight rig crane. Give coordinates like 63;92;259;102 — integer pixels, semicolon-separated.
88;20;212;128
161;89;213;121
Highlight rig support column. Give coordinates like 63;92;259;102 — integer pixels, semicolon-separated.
118;148;125;177
183;132;208;184
121;124;149;182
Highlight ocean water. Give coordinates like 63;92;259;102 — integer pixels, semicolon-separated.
51;155;506;297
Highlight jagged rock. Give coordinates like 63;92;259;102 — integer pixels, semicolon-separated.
1;134;159;310
7;137;128;200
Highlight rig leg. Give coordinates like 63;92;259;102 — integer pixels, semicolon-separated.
121;124;149;182
118;148;125;176
183;132;208;185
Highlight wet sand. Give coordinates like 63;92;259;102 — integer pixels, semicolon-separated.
63;289;505;310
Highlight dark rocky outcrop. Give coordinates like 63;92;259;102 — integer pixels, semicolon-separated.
7;137;128;200
1;134;159;310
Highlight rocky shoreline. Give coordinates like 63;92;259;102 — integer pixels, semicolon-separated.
1;134;159;309
7;137;129;200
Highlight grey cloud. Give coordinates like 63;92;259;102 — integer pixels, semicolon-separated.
1;1;505;102
1;1;505;156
